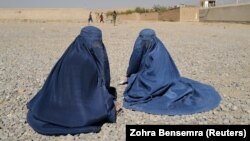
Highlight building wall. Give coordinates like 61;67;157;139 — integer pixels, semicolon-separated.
158;8;180;21
0;8;89;22
117;13;140;21
199;3;250;22
116;12;159;21
180;7;199;22
140;12;159;21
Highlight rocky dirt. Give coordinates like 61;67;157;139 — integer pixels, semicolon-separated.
0;21;249;141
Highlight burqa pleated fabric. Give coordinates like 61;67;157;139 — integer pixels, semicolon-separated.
27;26;116;135
123;29;221;115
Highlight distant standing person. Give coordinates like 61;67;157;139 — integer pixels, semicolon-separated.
88;12;93;24
112;11;117;26
100;12;104;23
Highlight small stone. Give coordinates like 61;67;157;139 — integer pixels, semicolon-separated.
220;105;227;111
245;110;250;114
223;119;230;124
65;134;74;141
0;132;8;140
232;106;238;111
212;110;217;115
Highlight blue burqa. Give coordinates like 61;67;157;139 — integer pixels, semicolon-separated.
27;26;116;135
123;29;221;115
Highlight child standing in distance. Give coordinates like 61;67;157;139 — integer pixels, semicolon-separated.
100;12;104;23
88;12;93;24
112;11;117;26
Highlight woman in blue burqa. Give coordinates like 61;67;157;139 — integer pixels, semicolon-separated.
27;26;117;135
122;29;221;115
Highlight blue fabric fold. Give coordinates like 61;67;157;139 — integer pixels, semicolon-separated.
123;29;221;115
27;26;116;135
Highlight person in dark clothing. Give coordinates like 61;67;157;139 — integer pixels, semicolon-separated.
122;29;221;115
100;12;104;23
88;12;93;24
27;26;118;135
112;11;117;26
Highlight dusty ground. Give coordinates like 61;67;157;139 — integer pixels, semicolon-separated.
0;21;249;141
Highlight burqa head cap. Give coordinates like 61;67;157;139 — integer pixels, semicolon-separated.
139;29;156;40
80;26;102;40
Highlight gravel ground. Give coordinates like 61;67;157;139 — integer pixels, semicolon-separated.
0;21;249;141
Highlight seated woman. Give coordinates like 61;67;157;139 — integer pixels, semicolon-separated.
27;26;117;135
122;29;221;115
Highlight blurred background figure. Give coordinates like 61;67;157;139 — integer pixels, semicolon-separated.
100;12;104;23
112;10;117;26
88;12;93;24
